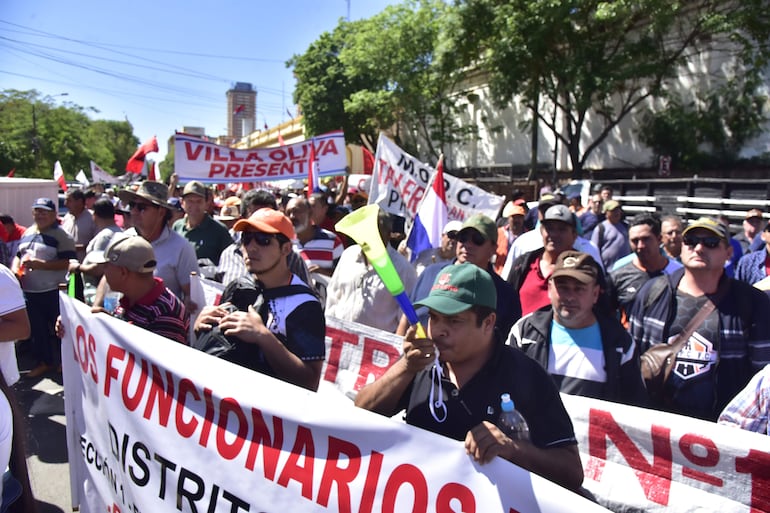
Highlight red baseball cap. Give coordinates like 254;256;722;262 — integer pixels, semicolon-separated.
233;208;295;240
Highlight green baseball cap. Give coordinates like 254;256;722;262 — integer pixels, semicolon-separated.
459;213;498;244
415;263;497;315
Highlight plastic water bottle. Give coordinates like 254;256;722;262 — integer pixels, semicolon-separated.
498;393;529;441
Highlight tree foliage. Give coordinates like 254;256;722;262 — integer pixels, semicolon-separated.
445;0;770;177
0;89;138;180
289;0;469;159
639;75;768;170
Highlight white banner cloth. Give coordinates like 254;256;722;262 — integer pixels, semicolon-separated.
173;131;347;183
90;161;121;184
60;295;606;513
368;135;504;229
320;317;770;513
63;280;770;513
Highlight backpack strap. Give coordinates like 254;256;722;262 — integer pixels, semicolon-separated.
262;283;317;300
643;269;679;311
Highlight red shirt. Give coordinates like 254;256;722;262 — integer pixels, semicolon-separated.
518;257;551;316
6;223;26;241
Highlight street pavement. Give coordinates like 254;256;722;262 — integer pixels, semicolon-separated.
14;348;72;513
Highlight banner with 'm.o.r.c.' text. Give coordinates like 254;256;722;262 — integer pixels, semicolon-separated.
173;131;347;183
368;134;505;230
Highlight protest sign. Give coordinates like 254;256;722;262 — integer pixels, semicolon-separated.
320;317;770;513
566;394;770;513
62;281;770;513
60;295;606;513
368;135;504;228
174;131;347;183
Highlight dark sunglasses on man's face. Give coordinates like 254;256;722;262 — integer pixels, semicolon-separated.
242;231;276;247
128;201;155;212
457;230;486;246
445;230;458;240
683;235;722;249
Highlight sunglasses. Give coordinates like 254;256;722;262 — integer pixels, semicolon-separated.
445;230;458;240
128;201;155;212
241;232;276;247
683;235;722;249
457;230;486;246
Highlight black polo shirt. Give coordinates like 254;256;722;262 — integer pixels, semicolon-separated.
398;339;577;449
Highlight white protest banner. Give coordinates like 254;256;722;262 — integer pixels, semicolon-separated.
90;160;121;184
59;295;606;513
188;273;226;342
564;394;770;513
321;317;405;400
174;131;347;183
319;318;770;513
369;134;504;227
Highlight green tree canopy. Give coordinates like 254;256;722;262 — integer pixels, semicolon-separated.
289;0;468;159
445;0;770;177
0;89;139;180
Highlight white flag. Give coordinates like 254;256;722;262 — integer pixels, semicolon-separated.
53;160;67;191
75;169;90;187
89;160;120;184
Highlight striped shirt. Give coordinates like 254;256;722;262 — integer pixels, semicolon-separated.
719;364;770;435
294;227;343;272
115;277;189;345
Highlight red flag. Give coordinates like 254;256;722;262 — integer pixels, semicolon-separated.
6;168;14;177
362;147;375;175
126;136;159;174
148;161;158;181
277;130;285;146
234;104;245;115
54;161;67;191
306;139;318;199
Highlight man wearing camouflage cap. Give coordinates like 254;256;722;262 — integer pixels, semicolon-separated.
629;217;770;420
115;181;198;305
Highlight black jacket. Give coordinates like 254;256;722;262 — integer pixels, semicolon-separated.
509;307;648;406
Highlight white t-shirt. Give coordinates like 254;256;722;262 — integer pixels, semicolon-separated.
0;387;11;497
0;264;24;385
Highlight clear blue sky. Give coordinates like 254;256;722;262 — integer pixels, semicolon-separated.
1;0;397;161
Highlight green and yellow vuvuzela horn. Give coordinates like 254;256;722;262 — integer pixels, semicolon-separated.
336;204;426;337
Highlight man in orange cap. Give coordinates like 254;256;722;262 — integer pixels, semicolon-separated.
194;208;325;391
495;201;527;275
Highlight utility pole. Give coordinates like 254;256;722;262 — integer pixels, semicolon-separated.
31;92;68;168
31;103;40;165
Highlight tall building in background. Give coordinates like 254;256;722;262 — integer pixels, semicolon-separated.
226;82;256;140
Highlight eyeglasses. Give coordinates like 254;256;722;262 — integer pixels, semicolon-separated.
664;230;682;236
457;230;486;246
683;235;722;249
241;232;276;247
445;230;458;240
128;201;155;212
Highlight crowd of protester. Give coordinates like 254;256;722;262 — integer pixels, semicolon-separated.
3;174;770;501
